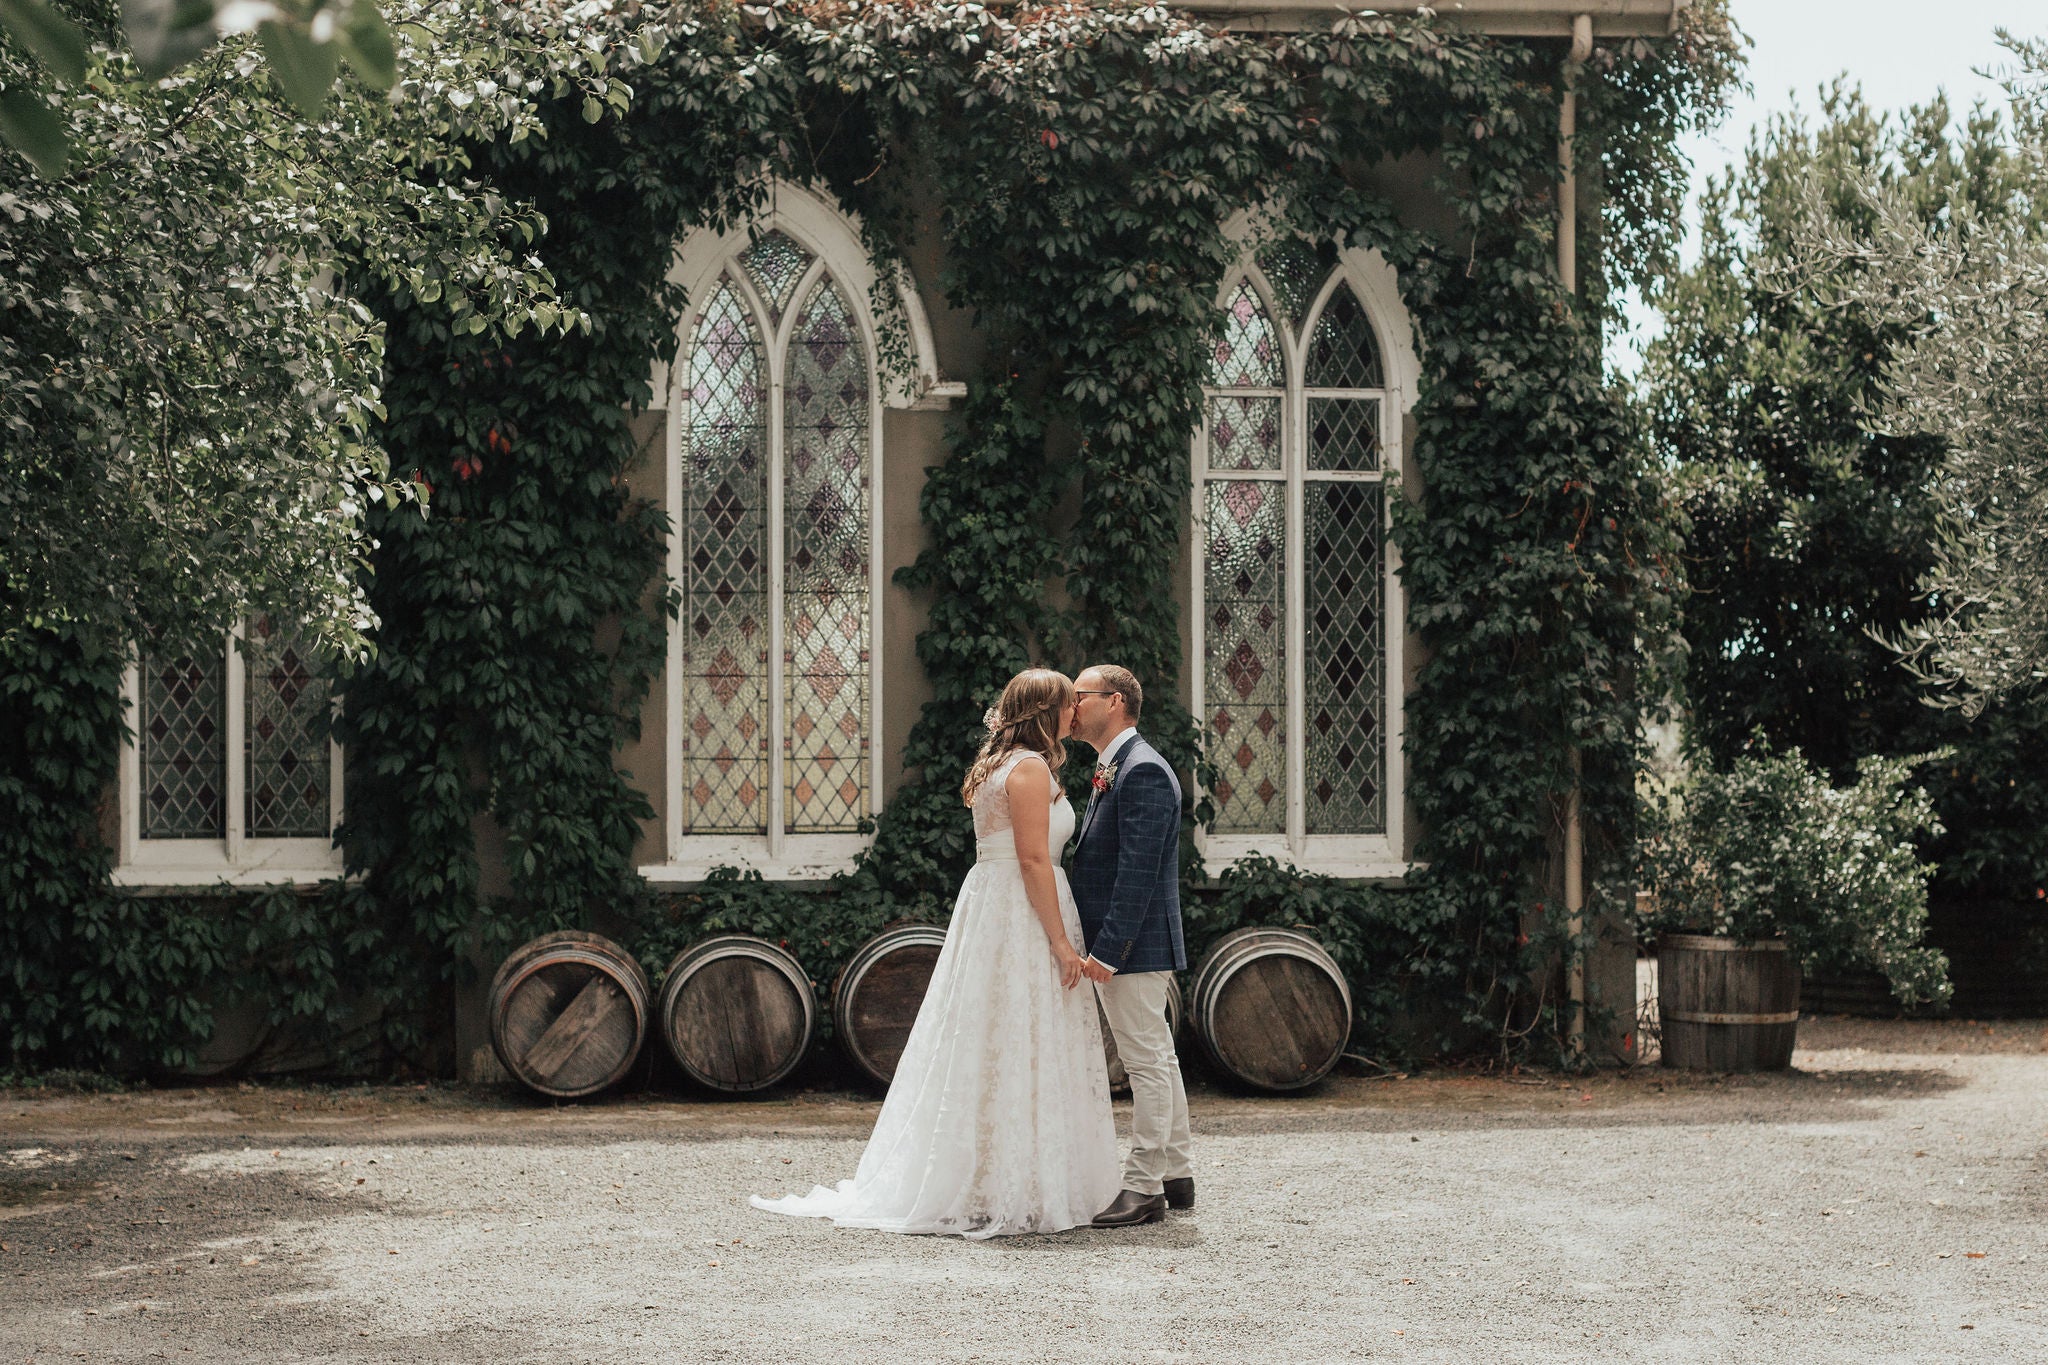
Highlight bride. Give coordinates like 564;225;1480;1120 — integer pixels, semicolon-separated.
751;667;1120;1238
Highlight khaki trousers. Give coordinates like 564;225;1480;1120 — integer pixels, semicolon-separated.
1096;971;1192;1196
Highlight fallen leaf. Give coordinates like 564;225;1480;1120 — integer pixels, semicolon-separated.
1965;1252;1987;1259
240;1256;259;1266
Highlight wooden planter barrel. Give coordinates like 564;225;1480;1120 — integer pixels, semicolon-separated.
1657;933;1800;1072
1100;974;1184;1092
1190;927;1352;1092
490;931;650;1099
833;924;948;1087
658;935;817;1093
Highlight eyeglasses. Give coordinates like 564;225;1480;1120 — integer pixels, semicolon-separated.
1072;690;1118;699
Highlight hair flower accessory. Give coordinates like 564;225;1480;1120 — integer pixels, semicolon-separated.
1091;761;1119;795
982;705;1003;735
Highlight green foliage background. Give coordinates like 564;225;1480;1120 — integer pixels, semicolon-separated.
1644;85;2048;920
2;1;1738;1077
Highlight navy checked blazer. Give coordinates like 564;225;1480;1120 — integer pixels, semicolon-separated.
1068;732;1186;974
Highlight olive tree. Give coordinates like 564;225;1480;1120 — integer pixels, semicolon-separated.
1783;36;2048;717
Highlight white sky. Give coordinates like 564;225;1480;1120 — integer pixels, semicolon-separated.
1609;0;2042;372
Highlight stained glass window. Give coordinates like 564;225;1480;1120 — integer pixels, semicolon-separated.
1257;237;1338;326
1303;482;1385;833
1307;396;1380;473
1208;395;1281;472
681;276;770;834
783;276;870;834
141;652;226;838
1204;481;1286;834
740;230;813;323
1210;280;1281;388
1306;282;1383;389
1197;258;1395;851
244;619;332;838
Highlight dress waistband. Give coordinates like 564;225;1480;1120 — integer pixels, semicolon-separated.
975;836;1019;862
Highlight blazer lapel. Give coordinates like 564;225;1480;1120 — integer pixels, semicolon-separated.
1077;732;1136;848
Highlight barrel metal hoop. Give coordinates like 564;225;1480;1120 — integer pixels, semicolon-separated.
1662;1009;1800;1025
1658;934;1789;952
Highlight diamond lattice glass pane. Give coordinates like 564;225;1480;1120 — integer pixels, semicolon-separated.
784;275;870;834
1209;279;1281;388
141;649;225;838
1306;281;1383;389
739;229;813;322
1307;396;1381;472
244;619;332;838
682;276;770;833
1304;481;1386;835
1208;395;1280;472
1204;481;1286;835
1256;237;1338;326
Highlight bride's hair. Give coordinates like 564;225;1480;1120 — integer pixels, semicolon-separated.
960;668;1073;806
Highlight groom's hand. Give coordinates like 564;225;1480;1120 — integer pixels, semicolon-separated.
1080;957;1114;984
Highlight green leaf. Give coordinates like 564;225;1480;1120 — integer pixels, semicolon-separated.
0;0;88;82
258;18;339;120
581;94;602;124
0;86;67;177
336;2;396;91
121;0;221;78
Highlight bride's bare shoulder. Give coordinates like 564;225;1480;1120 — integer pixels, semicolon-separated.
1003;751;1053;798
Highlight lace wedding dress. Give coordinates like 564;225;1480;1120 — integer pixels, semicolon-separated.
751;750;1120;1238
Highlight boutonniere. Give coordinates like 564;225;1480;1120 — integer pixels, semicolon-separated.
1091;762;1119;795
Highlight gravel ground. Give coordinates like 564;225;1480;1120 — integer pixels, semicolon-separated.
3;1017;2045;1364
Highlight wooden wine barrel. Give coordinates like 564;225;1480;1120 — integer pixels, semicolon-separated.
658;935;817;1093
489;931;650;1099
1100;974;1185;1092
1657;933;1800;1072
833;924;948;1087
1190;927;1352;1092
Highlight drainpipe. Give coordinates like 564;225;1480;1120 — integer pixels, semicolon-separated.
1560;12;1593;1062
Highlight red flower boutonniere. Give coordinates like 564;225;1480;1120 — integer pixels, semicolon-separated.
1091;762;1119;795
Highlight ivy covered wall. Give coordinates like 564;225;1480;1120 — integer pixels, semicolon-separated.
1;1;1739;1078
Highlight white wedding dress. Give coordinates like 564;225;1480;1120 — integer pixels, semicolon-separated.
751;750;1120;1238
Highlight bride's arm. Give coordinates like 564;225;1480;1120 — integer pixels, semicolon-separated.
1006;756;1085;990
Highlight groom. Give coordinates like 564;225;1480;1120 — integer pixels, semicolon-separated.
1068;664;1192;1228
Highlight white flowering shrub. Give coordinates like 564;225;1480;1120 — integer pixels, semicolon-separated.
1639;749;1951;1007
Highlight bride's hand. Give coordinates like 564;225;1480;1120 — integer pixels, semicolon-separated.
1053;943;1084;991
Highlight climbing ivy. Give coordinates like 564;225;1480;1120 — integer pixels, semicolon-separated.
4;0;1738;1074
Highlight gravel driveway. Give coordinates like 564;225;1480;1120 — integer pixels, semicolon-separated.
3;1017;2044;1363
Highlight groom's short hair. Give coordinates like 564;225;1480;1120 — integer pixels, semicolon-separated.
1091;664;1142;723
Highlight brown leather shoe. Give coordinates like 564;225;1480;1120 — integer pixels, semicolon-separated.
1163;1176;1194;1211
1092;1189;1166;1227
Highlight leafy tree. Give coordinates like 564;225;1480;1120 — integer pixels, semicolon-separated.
0;1;611;660
1784;37;2048;718
1646;68;2048;906
0;0;395;174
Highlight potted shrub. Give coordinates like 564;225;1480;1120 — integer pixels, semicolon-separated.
1636;748;1950;1070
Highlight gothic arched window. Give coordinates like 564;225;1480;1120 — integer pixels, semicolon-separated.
667;220;880;872
1193;246;1411;876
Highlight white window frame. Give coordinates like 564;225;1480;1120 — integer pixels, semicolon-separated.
115;623;345;888
644;185;940;882
1190;245;1420;881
